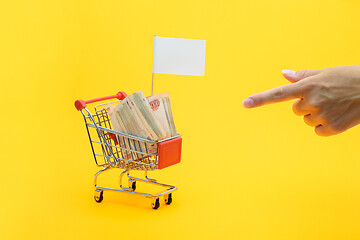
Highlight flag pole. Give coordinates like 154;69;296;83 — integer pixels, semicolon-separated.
151;34;156;96
151;72;154;96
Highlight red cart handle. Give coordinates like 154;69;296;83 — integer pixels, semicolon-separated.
75;91;127;111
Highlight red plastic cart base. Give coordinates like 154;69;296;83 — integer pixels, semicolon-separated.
158;137;182;169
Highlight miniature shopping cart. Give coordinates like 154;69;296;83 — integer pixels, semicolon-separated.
75;91;182;209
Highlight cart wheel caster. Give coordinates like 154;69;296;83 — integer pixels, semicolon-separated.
151;198;160;210
164;193;172;205
128;179;136;191
94;189;103;203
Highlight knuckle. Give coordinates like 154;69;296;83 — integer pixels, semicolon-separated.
303;115;310;124
303;115;316;126
298;70;308;79
301;80;317;93
315;129;327;137
292;102;301;115
315;125;329;136
292;107;299;116
271;87;284;100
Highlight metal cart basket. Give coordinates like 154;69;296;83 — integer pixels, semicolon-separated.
75;91;182;209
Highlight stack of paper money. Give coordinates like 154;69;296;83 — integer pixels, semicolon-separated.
147;92;177;138
106;90;177;160
108;90;177;139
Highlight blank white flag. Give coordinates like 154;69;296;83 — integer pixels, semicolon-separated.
153;36;206;76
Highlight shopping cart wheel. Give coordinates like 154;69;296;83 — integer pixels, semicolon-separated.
94;189;103;203
128;179;136;191
151;198;160;210
164;193;172;205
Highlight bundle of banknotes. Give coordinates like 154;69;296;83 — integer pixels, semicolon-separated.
106;90;177;159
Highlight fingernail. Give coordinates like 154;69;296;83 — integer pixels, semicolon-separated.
282;69;296;76
242;98;254;108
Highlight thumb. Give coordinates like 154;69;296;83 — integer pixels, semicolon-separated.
282;69;322;83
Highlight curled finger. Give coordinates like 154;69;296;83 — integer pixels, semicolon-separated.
303;114;322;127
292;99;313;116
315;125;333;137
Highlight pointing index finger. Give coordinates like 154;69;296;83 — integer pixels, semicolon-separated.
243;82;304;108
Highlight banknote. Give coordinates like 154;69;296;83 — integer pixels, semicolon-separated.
105;90;177;162
106;104;134;160
147;92;177;137
106;94;159;161
132;90;166;139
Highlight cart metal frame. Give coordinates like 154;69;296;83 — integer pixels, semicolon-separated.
75;92;181;209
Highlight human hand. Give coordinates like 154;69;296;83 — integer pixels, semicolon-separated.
242;65;360;136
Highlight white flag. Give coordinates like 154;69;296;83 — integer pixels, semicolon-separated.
153;36;206;76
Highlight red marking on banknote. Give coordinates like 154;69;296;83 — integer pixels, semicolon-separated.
149;99;160;111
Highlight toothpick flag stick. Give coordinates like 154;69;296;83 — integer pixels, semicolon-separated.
151;34;156;96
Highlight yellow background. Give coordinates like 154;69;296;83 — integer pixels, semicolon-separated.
1;0;360;239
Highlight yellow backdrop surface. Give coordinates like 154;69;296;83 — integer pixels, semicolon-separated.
1;0;360;239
